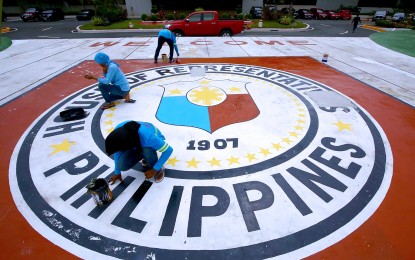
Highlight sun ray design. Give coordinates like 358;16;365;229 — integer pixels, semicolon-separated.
188;86;226;106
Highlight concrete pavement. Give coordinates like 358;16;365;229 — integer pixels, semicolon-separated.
1;34;415;259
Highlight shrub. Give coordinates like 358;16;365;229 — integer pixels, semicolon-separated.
166;13;174;20
179;13;186;19
141;13;148;21
91;16;105;26
221;12;231;19
237;13;244;20
95;5;125;23
279;15;293;25
149;14;158;21
245;13;252;20
195;7;204;11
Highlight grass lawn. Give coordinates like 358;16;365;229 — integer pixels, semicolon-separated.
79;18;307;30
370;30;415;58
0;36;12;52
79;20;164;30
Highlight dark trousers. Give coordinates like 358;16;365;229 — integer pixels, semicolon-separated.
154;36;174;62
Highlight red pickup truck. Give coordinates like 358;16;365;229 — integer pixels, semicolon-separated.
163;11;245;36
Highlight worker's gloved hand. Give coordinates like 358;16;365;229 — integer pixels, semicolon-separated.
109;174;122;185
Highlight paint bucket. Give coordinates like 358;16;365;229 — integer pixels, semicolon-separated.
86;178;113;206
322;53;329;62
162;54;168;62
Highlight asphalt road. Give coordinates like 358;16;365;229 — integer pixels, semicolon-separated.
2;16;375;39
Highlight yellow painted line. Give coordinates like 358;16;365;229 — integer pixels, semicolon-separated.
360;24;387;32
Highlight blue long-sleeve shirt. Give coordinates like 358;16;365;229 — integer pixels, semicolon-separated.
98;62;129;91
158;29;179;55
113;121;173;174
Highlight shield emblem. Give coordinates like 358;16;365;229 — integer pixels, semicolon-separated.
156;78;260;133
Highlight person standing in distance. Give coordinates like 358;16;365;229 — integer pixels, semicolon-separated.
85;52;135;109
154;28;180;63
105;120;173;184
351;14;361;33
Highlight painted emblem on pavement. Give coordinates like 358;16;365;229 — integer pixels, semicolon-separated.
9;63;393;259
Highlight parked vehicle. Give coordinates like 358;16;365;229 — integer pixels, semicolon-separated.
163;11;245;37
336;10;352;20
41;8;65;21
250;6;263;19
372;10;387;21
20;7;43;22
281;7;296;15
310;8;328;20
324;10;340;20
76;9;95;21
296;9;313;19
391;12;405;21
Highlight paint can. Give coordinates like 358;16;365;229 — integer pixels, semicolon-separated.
162;54;168;62
322;53;329;62
86;178;113;206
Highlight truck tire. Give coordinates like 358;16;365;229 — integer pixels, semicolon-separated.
220;29;232;37
173;30;184;37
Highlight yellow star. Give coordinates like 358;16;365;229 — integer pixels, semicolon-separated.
289;131;299;138
227;156;240;165
167;156;180;167
245;153;257;162
272;143;284;151
294;125;304;131
169;89;183;95
207;157;221;167
104;120;113;125
49;139;75;156
229;86;241;92
282;137;292;144
333;120;353;131
186;158;201;168
297;119;306;124
200;79;210;85
298;113;306;118
105;113;115;118
106;127;114;134
260;148;271;157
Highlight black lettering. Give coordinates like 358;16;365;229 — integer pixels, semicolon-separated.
244;68;259;75
256;70;276;78
43;121;85;138
173;67;186;73
159;186;184;236
112;180;152;233
220;65;232;72
233;181;274;232
81;92;102;100
233;66;247;72
277;78;298;85
288;159;347;202
204;65;218;72
156;69;174;76
65;100;100;110
187;186;230;237
44;151;99;177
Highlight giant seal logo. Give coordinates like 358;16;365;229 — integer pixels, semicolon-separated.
10;63;392;259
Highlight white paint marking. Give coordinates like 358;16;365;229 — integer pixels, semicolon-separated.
339;31;348;34
42;27;52;31
353;57;415;79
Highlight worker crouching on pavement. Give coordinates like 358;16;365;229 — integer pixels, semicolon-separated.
85;52;135;110
105;121;173;184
